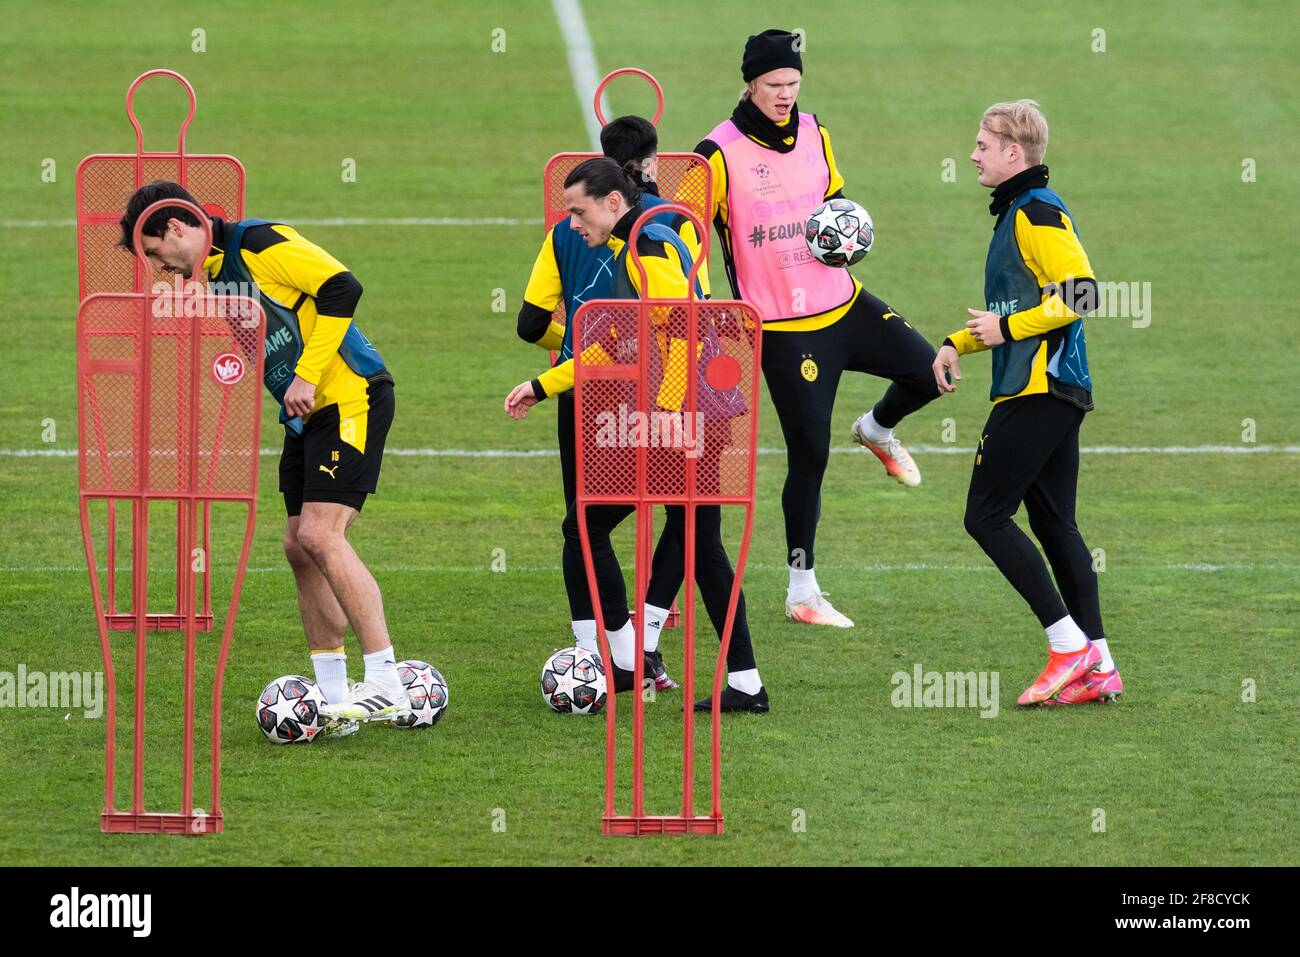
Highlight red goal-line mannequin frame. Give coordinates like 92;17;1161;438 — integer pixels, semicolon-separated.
572;204;762;835
544;68;713;630
76;69;246;637
77;198;264;831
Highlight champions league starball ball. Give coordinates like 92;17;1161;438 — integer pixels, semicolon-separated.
256;675;329;744
805;198;874;267
540;647;607;715
390;660;449;729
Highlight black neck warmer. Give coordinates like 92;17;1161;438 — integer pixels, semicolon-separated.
989;164;1049;216
730;96;800;153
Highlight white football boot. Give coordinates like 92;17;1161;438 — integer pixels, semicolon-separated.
318;717;360;740
785;592;854;628
851;415;921;488
319;681;411;723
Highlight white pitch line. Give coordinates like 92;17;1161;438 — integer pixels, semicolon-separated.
5;561;1293;575
5;444;1299;459
551;0;608;151
0;217;541;228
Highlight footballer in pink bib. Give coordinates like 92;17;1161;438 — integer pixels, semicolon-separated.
705;112;854;322
694;29;941;629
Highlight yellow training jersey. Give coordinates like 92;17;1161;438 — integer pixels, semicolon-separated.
202;219;390;450
531;206;694;400
945;198;1095;404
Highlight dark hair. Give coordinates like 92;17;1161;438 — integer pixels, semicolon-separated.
119;180;203;251
563;157;639;206
600;115;657;172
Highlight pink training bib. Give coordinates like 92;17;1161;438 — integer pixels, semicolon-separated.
708;113;855;322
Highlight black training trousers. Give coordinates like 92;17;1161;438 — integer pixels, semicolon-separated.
557;390;577;511
760;288;939;569
560;502;757;673
962;393;1105;640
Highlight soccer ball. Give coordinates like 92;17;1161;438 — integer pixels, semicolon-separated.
256;675;328;744
804;198;874;267
541;647;607;715
391;659;449;729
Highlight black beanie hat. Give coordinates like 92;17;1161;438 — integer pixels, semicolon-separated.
741;29;803;82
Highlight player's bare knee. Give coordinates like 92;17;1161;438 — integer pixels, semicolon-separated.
295;523;341;565
283;530;314;571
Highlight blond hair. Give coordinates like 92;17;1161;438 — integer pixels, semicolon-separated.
981;99;1048;165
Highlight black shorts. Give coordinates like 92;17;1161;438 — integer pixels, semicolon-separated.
279;380;395;517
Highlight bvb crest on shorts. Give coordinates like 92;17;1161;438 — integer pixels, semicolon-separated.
572;204;762;835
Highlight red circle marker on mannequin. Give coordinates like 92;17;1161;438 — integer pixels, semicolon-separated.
704;355;742;392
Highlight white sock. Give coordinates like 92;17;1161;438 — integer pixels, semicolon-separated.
642;604;670;653
1093;638;1116;673
607;620;636;670
1045;616;1088;654
363;645;402;694
728;668;762;695
787;565;820;604
856;409;893;444
571;619;597;653
310;648;348;704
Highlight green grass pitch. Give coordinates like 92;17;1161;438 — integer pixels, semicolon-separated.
0;0;1296;865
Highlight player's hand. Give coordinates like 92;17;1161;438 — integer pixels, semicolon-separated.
933;344;961;394
965;308;1005;347
504;380;540;419
284;375;316;417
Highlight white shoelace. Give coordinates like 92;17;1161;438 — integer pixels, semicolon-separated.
882;436;913;461
792;591;837;609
